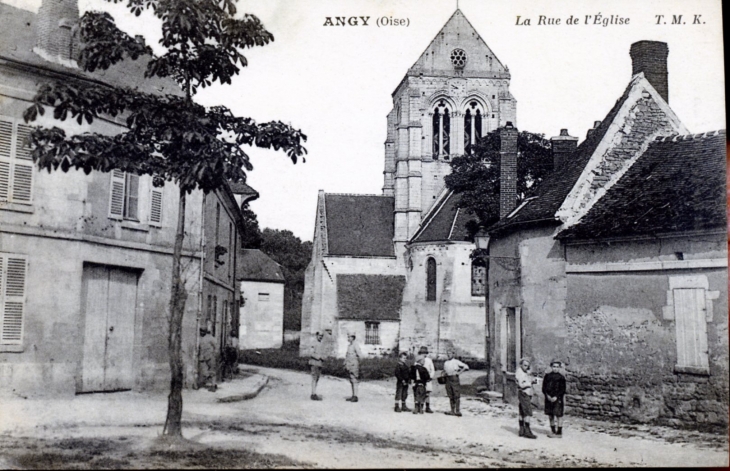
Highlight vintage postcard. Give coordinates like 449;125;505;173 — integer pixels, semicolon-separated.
0;0;726;468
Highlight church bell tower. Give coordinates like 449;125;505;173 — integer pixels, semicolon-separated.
382;9;517;256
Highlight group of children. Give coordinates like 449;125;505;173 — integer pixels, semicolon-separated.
394;346;436;414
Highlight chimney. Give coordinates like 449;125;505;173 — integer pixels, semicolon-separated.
551;129;578;170
499;122;518;219
135;35;146;48
630;40;669;103
586;120;601;139
34;0;80;64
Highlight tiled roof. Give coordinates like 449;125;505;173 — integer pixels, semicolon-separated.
557;131;727;240
0;3;182;97
237;249;285;283
325;194;395;257
488;80;636;235
336;274;406;321
411;191;477;243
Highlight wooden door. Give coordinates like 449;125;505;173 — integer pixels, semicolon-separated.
673;288;708;368
81;265;138;392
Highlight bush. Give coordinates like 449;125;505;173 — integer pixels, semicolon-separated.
239;341;400;381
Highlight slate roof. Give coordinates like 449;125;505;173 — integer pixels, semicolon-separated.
228;181;258;197
237;249;285;283
336;274;406;321
557;131;727;240
325;194;395;257
411;191;477;243
0;2;182;97
488;80;636;236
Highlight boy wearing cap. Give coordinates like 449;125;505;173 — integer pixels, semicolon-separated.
345;332;362;402
542;360;567;438
394;352;411;412
417;346;435;413
410;357;431;414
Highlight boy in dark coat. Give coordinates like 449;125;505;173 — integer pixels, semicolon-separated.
542;359;567;438
410;357;431;414
394;351;411;412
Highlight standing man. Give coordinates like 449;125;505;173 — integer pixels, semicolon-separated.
309;331;326;400
198;328;217;392
345;332;362;402
443;350;469;417
418;346;435;413
542;359;567;438
515;358;538;439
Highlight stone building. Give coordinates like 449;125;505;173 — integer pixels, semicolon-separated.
238;249;286;349
486;41;727;429
301;9;513;359
0;0;247;394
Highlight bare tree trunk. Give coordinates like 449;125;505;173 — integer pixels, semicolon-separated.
164;189;188;437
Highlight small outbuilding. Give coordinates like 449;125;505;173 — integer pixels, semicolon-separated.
238;249;286;349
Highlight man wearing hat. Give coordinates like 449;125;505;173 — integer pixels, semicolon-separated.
309;331;326;400
345;332;363;402
417;346;435;413
198;328;217;392
542;359;567;438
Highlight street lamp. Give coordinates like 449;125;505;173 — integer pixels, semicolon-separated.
473;228;493;390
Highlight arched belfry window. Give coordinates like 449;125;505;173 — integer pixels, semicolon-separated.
432;101;451;159
464;101;484;153
471;258;487;296
426;257;437;301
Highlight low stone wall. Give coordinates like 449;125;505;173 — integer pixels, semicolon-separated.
564;371;728;431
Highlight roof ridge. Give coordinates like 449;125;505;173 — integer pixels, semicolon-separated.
325;192;393;197
654;130;726;142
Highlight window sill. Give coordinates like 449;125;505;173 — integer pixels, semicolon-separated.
674;365;710;376
0;344;24;353
120;220;150;232
0;202;34;214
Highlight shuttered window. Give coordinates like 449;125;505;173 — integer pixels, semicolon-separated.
0;116;34;205
0;254;27;345
674;288;709;371
109;171;162;225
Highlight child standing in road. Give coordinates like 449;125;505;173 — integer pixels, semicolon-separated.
410;357;431;414
394;351;411;412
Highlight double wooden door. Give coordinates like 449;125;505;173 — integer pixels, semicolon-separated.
81;264;139;392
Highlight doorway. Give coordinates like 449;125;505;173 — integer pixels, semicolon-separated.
80;264;140;392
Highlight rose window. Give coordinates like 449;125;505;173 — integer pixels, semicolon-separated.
450;49;467;68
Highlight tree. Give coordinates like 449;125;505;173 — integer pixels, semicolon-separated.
23;0;306;438
444;128;552;233
259;229;312;331
240;202;263;249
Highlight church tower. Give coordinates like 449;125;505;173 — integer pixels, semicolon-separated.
382;10;516;255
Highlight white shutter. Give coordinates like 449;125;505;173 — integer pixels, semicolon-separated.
109;170;126;219
1;255;27;344
0;119;13;202
11;163;33;203
149;186;163;226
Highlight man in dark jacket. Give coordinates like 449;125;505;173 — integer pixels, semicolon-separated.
542;359;567;438
394;351;411;412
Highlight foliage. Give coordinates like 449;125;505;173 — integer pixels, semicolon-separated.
259;229;312;331
240;203;264;249
444;129;552;232
22;0;306;437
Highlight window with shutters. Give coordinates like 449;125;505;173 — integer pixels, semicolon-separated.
0;116;34;207
0;253;27;347
108;171;162;225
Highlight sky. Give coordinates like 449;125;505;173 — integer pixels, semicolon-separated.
5;0;726;241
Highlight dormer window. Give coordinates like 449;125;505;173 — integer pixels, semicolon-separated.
432;101;451;159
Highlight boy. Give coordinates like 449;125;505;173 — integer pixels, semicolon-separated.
515;358;539;439
410;357;431;414
418;346;435;413
394;351;411;412
543;359;566;438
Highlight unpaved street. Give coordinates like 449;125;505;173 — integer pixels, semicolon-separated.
0;366;727;468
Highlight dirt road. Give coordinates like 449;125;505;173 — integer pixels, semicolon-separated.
0;366;727;468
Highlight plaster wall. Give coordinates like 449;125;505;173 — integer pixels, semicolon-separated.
336;320;399;358
239;280;284;350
